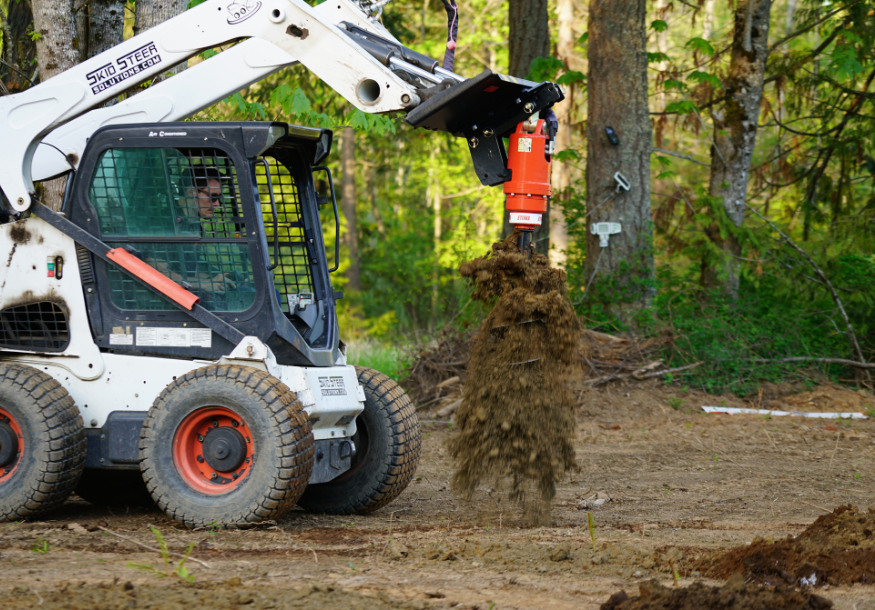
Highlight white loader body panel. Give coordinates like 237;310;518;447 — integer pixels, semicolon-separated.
0;216;364;441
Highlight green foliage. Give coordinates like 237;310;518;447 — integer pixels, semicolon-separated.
650;20;669;33
652;271;852;396
527;56;565;82
687;71;721;89
829;34;863;80
685;37;715;56
267;84;334;127
663;100;697;115
345;338;413;381
587;512;596;552
127;527;196;583
557;70;586;86
31;539;48;554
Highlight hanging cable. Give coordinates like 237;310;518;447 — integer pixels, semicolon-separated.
440;0;459;72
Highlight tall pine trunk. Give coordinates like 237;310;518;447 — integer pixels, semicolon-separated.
549;0;574;269
702;0;772;297
703;0;716;40
32;0;80;210
506;0;550;256
134;0;188;78
341;127;361;292
585;0;654;318
85;0;125;59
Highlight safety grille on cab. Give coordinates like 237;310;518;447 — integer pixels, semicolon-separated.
0;302;70;352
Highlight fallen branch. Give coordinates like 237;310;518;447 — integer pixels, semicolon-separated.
581;329;629;344
436;398;462;418
97;526;211;569
586;362;702;385
748;357;875;370
800;500;833;513
434;376;460;390
637;362;702;379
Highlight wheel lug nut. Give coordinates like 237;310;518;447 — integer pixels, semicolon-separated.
211;472;217;479
197;455;204;463
232;472;238;480
197;434;204;442
232;420;239;428
212;420;218;428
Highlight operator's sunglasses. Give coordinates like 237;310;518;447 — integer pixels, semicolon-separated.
197;188;224;205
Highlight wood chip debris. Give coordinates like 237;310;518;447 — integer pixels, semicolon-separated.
577;490;612;510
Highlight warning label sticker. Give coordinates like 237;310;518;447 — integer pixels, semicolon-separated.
517;138;532;153
136;327;212;348
109;333;134;346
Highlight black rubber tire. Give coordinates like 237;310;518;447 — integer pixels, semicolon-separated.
140;365;314;528
297;366;421;515
75;469;154;507
0;363;86;521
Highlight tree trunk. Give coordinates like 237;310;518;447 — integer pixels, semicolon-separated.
506;0;551;256
32;0;79;81
430;156;442;332
655;0;668;111
585;0;654;316
85;0;125;59
508;0;550;78
340;127;362;291
549;0;574;268
32;0;80;210
703;0;716;39
784;0;798;35
134;0;189;34
702;0;772;297
134;0;188;77
341;127;361;292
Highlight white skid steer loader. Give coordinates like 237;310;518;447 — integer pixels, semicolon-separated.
0;0;562;527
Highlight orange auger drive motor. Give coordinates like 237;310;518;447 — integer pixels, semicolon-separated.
504;114;557;254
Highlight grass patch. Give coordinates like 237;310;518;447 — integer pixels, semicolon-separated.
345;339;412;382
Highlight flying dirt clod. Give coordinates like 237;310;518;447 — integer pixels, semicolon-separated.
449;231;578;523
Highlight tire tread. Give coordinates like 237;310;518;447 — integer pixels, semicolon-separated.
298;367;421;516
140;365;313;528
0;363;86;521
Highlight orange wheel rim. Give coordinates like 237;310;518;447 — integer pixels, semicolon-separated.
0;407;23;484
173;407;254;495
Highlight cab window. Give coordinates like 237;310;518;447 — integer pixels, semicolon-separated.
88;147;255;312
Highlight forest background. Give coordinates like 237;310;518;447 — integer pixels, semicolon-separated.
2;0;874;395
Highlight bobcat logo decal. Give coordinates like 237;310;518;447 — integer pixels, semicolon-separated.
226;0;261;24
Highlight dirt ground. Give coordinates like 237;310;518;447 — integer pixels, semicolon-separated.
1;381;874;609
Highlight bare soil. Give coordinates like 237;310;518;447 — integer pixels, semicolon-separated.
601;575;833;610
1;381;874;609
700;504;875;587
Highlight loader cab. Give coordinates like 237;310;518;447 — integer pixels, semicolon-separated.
66;122;342;367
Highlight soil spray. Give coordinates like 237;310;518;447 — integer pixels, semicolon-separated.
449;231;578;523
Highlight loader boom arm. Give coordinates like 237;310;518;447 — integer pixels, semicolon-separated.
1;0;423;211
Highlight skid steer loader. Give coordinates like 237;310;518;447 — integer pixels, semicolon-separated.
0;0;562;527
